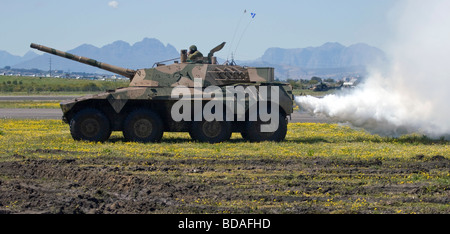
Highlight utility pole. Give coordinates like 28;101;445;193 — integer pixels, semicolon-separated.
49;56;52;77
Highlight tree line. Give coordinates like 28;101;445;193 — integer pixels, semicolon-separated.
285;77;342;89
0;77;128;93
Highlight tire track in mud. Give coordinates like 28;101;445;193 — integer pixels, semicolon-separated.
0;156;181;214
0;152;449;214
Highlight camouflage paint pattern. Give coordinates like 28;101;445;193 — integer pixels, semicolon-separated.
187;50;203;61
31;42;294;133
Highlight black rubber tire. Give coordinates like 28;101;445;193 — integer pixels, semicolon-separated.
70;108;111;142
241;112;287;142
189;119;232;143
122;109;164;143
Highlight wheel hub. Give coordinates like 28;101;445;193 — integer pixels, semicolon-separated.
202;121;221;138
134;119;153;138
80;118;100;137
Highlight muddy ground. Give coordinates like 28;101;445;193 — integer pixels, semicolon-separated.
0;152;449;214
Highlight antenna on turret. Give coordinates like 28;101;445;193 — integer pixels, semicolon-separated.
226;9;247;64
228;53;237;66
234;12;256;59
225;10;256;65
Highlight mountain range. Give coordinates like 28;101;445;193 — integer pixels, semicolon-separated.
0;50;39;68
244;42;386;79
2;38;386;80
10;38;179;75
260;42;385;68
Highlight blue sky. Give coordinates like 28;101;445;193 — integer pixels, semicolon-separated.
1;0;399;60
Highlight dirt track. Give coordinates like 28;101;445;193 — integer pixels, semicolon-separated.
1;152;448;214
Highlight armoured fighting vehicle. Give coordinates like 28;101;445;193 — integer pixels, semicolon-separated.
30;42;294;143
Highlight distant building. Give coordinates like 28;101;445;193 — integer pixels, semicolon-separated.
342;77;359;88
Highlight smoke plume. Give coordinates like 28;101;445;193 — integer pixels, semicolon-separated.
296;0;450;139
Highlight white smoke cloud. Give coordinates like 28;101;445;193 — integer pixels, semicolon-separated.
108;1;119;9
296;0;450;139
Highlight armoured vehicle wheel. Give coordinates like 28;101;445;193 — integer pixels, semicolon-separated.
70;108;111;142
123;109;164;143
241;112;287;142
189;119;232;143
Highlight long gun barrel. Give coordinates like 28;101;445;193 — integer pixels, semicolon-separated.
30;43;136;79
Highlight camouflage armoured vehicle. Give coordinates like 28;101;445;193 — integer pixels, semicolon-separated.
30;42;294;143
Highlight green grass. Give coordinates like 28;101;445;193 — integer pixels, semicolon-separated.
1;75;335;97
0;101;60;109
0;75;128;94
1;119;449;214
291;88;337;97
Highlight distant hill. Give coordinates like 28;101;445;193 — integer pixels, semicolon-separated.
239;42;387;80
260;42;385;68
8;38;386;80
0;50;39;68
13;38;179;74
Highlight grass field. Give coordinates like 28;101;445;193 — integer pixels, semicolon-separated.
0;119;449;214
1;75;335;97
0;75;128;95
0;101;60;109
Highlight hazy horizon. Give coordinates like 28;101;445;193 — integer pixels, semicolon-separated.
1;0;398;60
